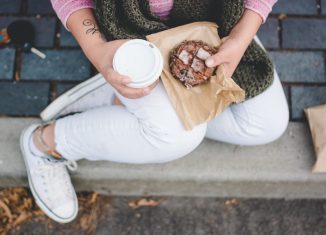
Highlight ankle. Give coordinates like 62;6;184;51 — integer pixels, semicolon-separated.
33;123;64;160
33;129;46;154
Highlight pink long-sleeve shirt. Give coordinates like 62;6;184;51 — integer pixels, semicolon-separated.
51;0;277;29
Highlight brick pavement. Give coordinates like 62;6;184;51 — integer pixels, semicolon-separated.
0;0;325;119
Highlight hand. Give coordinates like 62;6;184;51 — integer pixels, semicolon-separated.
205;9;263;78
87;39;156;99
205;35;248;78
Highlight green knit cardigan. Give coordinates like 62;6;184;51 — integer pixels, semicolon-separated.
94;0;274;99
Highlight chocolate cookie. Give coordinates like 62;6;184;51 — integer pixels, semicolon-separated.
169;40;218;88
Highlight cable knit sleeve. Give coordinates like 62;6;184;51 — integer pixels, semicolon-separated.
244;0;277;23
50;0;94;29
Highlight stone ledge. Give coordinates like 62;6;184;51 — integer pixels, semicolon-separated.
1;118;325;199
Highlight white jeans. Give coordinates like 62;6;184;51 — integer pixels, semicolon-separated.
54;69;289;163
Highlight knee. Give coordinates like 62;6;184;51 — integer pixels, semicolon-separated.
246;106;289;146
175;123;207;155
265;108;289;144
260;70;290;144
263;92;290;144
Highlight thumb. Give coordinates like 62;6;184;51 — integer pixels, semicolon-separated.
205;52;225;67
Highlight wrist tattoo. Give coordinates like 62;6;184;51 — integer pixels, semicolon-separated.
83;19;99;35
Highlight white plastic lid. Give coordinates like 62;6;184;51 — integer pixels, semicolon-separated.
113;39;163;88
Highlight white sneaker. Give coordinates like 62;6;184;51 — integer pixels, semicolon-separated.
20;123;78;223
41;73;114;122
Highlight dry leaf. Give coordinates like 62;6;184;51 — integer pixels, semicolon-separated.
13;212;31;227
128;198;162;209
32;209;44;216
72;192;102;234
1;188;107;234
278;13;287;20
224;199;239;207
0;199;12;222
0;188;45;234
90;192;98;204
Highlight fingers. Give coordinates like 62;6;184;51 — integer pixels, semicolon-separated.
107;68;131;86
105;68;155;99
205;52;235;78
205;37;230;68
117;85;151;99
205;52;225;67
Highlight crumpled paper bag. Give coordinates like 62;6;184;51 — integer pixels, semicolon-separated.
146;22;245;130
304;104;326;173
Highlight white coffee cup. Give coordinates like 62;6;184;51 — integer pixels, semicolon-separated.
113;39;163;88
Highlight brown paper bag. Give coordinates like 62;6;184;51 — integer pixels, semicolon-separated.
146;22;245;130
304;104;326;173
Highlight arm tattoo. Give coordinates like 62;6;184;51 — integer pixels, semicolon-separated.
83;19;100;35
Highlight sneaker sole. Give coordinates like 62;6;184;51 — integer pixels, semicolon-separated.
40;73;107;122
20;125;78;223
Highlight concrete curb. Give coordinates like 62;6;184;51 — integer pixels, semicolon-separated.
1;117;326;199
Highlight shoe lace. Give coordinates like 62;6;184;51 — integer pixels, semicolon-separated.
32;158;78;207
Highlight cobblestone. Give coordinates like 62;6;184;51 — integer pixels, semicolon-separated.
272;0;318;15
322;0;326;14
27;0;55;14
0;0;21;14
270;51;326;83
0;48;15;80
257;18;279;48
56;83;78;96
291;86;326;119
0;82;49;115
21;50;91;81
60;26;79;47
0;16;56;47
321;0;326;15
282;19;326;49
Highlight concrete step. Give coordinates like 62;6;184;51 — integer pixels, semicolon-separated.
1;118;325;199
